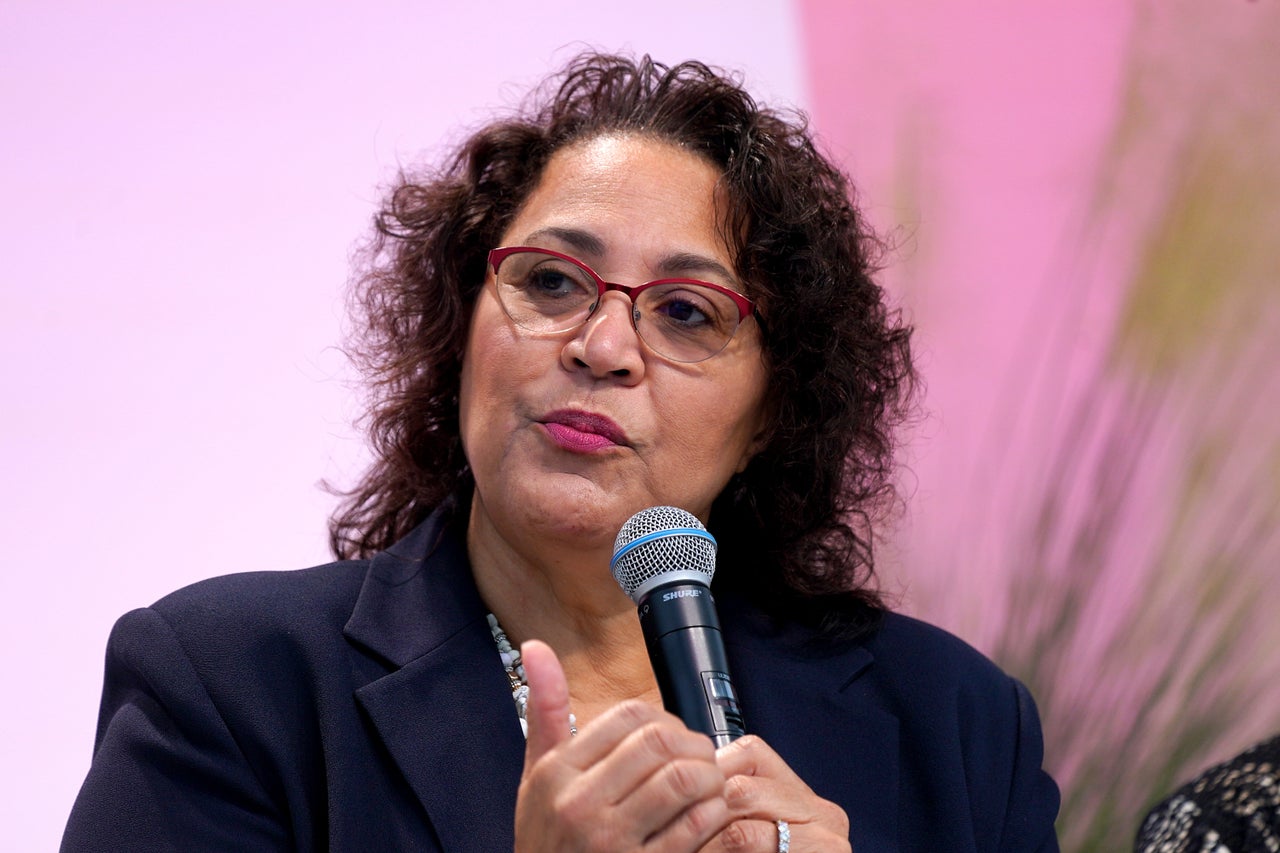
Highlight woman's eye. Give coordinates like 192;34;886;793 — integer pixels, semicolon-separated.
650;286;730;329
520;265;592;301
657;297;710;326
527;269;572;293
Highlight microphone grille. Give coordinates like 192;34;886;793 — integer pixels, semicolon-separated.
611;506;717;601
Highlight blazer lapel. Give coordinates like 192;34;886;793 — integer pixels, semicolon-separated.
721;598;901;852
345;505;527;850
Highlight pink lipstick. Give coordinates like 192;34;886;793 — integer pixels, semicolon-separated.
540;410;628;453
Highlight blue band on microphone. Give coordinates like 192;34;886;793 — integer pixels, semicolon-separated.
610;527;717;572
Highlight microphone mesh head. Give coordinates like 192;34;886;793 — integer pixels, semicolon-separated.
611;506;717;601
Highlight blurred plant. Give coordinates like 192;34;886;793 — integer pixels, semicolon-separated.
893;2;1280;850
987;3;1280;850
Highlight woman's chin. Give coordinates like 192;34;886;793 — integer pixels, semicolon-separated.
481;474;635;546
535;489;635;541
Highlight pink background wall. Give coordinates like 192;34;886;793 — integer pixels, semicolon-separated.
5;2;1277;849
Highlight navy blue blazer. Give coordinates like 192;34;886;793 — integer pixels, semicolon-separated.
63;504;1060;851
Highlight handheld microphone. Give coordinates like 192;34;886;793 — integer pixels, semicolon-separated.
610;506;745;747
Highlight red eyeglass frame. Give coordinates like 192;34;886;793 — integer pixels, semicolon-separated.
487;246;755;322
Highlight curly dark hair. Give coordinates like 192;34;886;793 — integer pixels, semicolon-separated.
331;53;915;640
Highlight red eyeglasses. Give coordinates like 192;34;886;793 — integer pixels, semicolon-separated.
488;246;754;363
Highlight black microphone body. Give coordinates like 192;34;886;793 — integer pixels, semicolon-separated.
611;506;746;747
636;579;745;747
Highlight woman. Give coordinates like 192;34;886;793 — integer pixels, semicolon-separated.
63;54;1060;851
1135;733;1280;852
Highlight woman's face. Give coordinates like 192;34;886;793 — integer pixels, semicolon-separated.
459;135;770;555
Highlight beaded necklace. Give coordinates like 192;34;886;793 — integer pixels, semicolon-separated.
487;613;577;737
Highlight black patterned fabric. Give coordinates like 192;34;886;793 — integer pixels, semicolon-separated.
1135;734;1280;853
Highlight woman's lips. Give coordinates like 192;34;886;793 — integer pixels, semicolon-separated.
540;410;628;452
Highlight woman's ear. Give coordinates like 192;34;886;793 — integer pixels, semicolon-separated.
734;421;772;474
735;382;777;474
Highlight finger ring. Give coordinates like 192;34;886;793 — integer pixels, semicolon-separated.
776;819;791;853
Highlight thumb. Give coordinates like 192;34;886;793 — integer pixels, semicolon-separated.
521;639;573;765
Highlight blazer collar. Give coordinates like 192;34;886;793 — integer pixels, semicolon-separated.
720;596;901;851
345;501;526;850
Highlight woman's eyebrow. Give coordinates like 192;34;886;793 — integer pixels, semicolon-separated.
523;226;738;286
656;251;738;286
523;226;606;258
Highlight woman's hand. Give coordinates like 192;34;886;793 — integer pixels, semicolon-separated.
699;736;852;852
515;640;731;852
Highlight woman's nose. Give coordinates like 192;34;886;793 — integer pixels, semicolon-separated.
559;292;646;382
